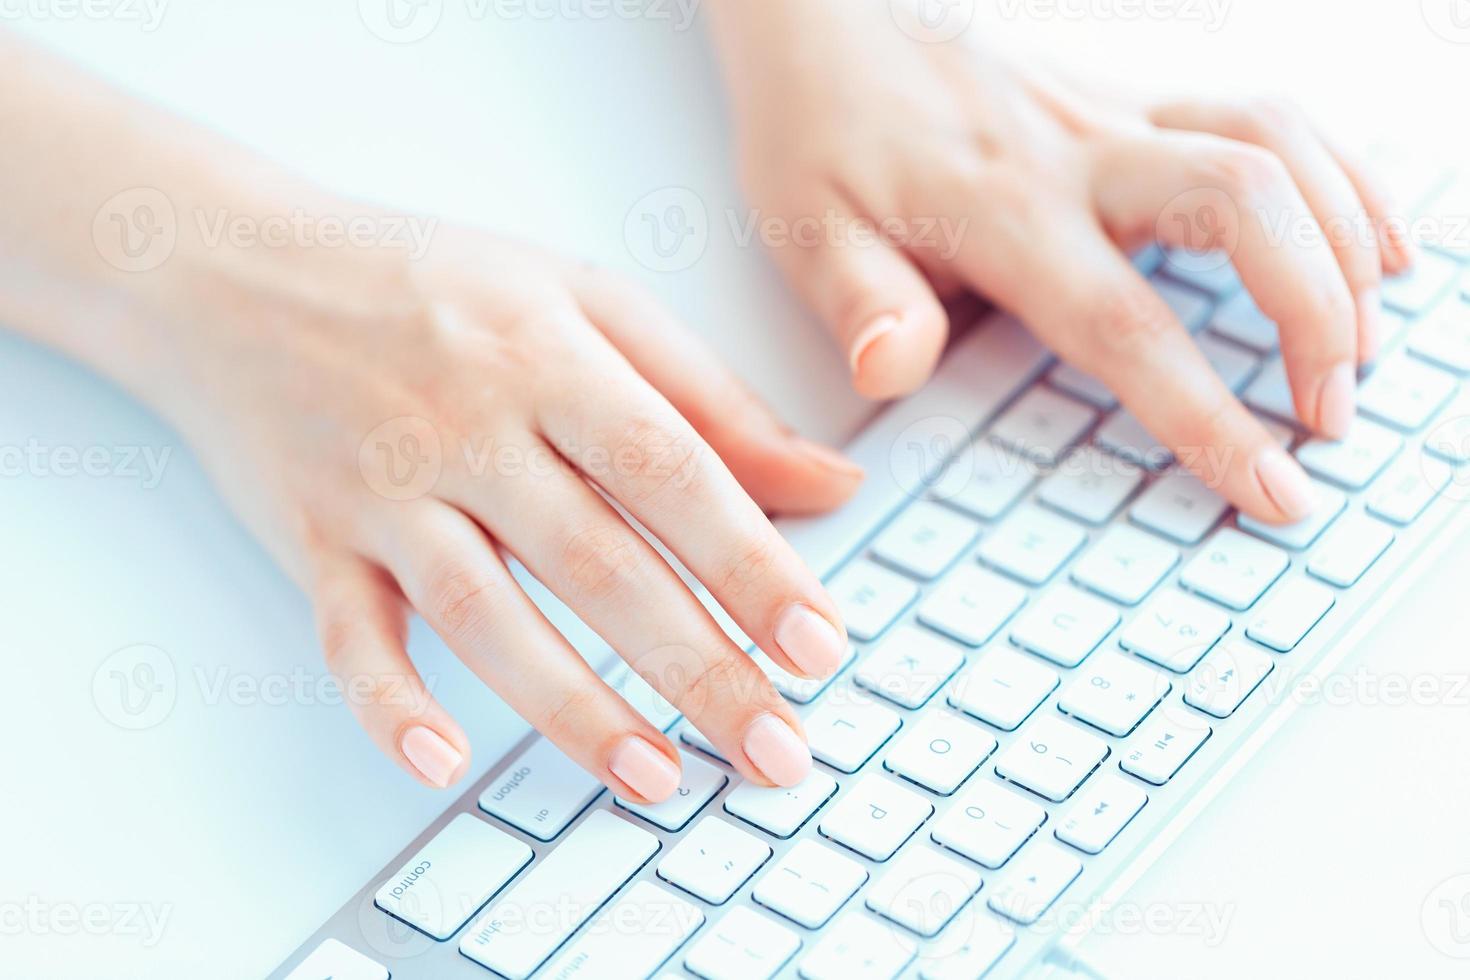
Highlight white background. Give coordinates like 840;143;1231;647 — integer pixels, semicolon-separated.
1;1;1468;977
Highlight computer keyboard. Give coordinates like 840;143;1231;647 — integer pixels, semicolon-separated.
274;166;1470;980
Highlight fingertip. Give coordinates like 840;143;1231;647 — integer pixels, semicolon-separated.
608;734;683;804
1315;362;1358;440
850;310;946;400
1253;444;1317;523
400;725;468;789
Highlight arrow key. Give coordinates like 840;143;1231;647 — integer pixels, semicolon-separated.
1054;772;1148;854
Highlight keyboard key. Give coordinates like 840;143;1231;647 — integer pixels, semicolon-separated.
755;644;857;705
798;912;914;980
933;440;1039;520
286;939;389;980
679;724;728;765
1054;772;1148;854
918;916;1016;980
1049;363;1117;409
1183;641;1275;718
856;625;966;709
1357;354;1457;431
1237;481;1346;549
658;816;772;904
986;842;1083;926
1246;578;1336;652
865;845;983;937
884;710;997;795
1179;528;1289;610
977;504;1088;585
1057;652;1172;737
1408;296;1470;374
753;839;868;928
479;737;603;842
1210;291;1279;352
1130;468;1230;545
724;770;838;839
949;648;1060;731
993;716;1109;802
541;880;703;980
929;780;1046;868
1161;250;1242;300
684;906;800;980
1120;587;1231;672
459;810;659;979
828;560;919;641
616;750;728;832
1119;707;1213;784
917;564;1027;647
1154;276;1216;331
1426;394;1470;463
1094;411;1173;470
1070;524;1179;605
990;387;1098;465
1383;249;1461;314
1308;513;1395;587
1242;357;1299;424
805;692;903;773
1367;452;1453;524
870;500;980;580
374;813;532;941
1039;446;1146;521
1197;332;1262;392
1008;583;1120;668
820;773;934;862
1295;418;1404;489
1419;176;1470;261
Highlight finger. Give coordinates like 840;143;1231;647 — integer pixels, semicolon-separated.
376;501;685;804
312;553;471;789
571;268;863;516
1320;138;1418;275
1150;98;1384;362
1096;130;1359;440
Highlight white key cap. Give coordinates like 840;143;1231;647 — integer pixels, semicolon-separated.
286;939;389;980
724;770;839;839
1120;587;1230;672
918;916;1016;980
1183;641;1275;718
986;842;1083;926
1367;452;1453;525
1358;354;1458;430
805;692;903;773
856;625;967;709
612;665;682;732
1238;481;1346;549
658;816;772;904
684;906;800;980
989;387;1098;465
1242;357;1299;424
1039;446;1146;523
865;845;983;937
1426;393;1470;462
1383;249;1461;314
753;839;868;928
1308;513;1395;587
1295;418;1404;489
932;440;1039;521
1094;411;1173;470
1210;291;1279;352
459;810;659;979
870;500;980;580
977;504;1088;585
1154;276;1215;331
616;751;728;832
755;645;857;705
1408;296;1470;374
1246;578;1335;652
1130;468;1230;545
828;560;919;641
819;773;934;861
1161;250;1242;300
929;780;1046;868
1008;584;1120;668
1420;176;1470;261
993;716;1109;802
949;648;1059;731
1057;652;1173;737
541;881;703;980
1049;363;1117;409
1119;706;1213;784
884;710;997;795
798;912;914;980
479;738;603;842
1198;332;1262;392
1054;772;1148;854
917;565;1027;647
374;813;533;940
1179;528;1289;610
1070;524;1179;605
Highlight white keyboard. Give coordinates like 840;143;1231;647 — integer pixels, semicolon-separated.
275;166;1470;980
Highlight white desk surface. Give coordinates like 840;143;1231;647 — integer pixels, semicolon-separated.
3;3;1468;977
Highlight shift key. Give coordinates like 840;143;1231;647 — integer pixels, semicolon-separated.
479;737;604;841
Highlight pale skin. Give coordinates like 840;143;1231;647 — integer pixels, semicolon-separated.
0;9;1409;802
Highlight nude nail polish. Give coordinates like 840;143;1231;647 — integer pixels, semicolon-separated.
1317;363;1358;440
608;736;681;802
401;726;463;789
849;314;899;376
774;603;846;678
1255;445;1318;522
742;713;812;787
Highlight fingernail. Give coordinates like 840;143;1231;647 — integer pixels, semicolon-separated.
609;735;682;802
401;726;463;788
1358;289;1383;364
774;603;847;678
849;314;900;376
1255;445;1318;522
1317;362;1358;439
742;713;812;786
793;438;865;480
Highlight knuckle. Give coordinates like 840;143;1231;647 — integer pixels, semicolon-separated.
1198;142;1289;199
560;524;645;604
541;689;600;744
682;653;762;717
1232;96;1303;145
317;613;358;674
711;533;782;608
1087;281;1174;353
612;414;704;503
425;561;500;641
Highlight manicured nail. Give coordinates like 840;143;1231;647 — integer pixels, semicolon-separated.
743;713;812;786
793;438;865;480
774;603;847;678
401;726;463;788
849;314;900;376
1357;289;1383;364
1255;445;1318;522
1317;362;1358;440
609;736;682;802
